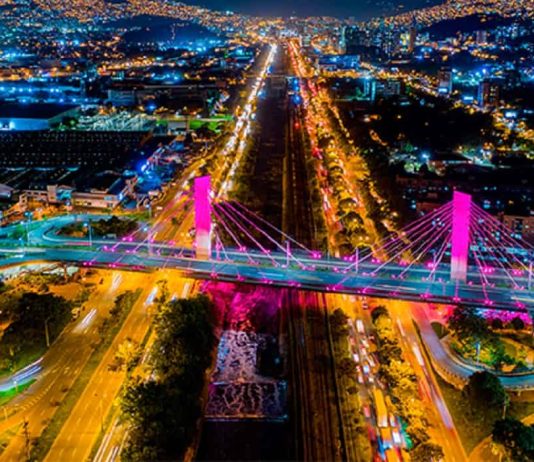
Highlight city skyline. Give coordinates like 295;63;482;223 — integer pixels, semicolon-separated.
0;1;532;461
186;0;441;19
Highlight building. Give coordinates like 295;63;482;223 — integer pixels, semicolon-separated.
437;67;453;95
477;79;501;108
502;213;534;241
475;30;488;45
107;89;137;107
344;26;368;55
408;22;417;54
0;103;79;131
371;79;402;101
315;55;360;73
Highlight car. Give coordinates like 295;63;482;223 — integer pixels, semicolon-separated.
392;428;402;446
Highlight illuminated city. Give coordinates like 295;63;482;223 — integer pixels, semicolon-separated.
0;0;533;461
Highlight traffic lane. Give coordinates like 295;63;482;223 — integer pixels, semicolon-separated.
43;275;189;462
0;272;148;460
43;279;158;462
390;301;467;461
93;278;196;462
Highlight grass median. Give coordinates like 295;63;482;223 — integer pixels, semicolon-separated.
30;289;142;461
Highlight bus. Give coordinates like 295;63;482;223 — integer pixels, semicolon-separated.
385;448;402;462
380;427;393;449
373;388;389;428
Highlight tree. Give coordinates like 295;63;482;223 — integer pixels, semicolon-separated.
492;418;534;462
371;306;389;323
382;359;416;388
338;357;356;378
121;294;217;462
154;280;169;308
1;292;72;349
510;317;526;331
448;305;489;344
411;442;444;462
152;295;216;379
330;308;349;338
463;371;508;411
113;338;141;371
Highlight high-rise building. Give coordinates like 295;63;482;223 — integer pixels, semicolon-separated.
344;26;368;54
437;67;453;94
477;79;501;108
475;30;488;45
408;18;417;54
371;78;402;101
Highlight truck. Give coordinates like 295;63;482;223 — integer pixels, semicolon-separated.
373;388;389;428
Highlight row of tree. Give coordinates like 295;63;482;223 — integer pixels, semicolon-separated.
371;306;444;462
120;294;218;461
61;216;138;239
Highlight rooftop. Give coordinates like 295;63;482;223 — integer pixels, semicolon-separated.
0;102;79;120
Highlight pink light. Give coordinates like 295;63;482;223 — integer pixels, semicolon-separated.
194;176;212;260
450;191;472;282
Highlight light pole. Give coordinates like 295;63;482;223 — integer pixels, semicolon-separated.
84;222;93;247
528;258;532;292
95;393;104;433
44;316;51;348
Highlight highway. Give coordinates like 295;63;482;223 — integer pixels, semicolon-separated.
42;274;191;462
0;271;149;461
387;300;468;461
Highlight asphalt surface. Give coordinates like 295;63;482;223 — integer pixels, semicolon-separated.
0;271;148;461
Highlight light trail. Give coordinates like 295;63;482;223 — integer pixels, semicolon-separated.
74;308;97;334
217;43;277;198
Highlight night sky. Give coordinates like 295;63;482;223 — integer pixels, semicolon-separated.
188;0;441;19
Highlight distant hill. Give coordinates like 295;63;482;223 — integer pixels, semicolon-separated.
424;13;528;39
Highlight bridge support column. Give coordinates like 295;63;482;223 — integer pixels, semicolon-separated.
450;191;472;283
194;175;212;260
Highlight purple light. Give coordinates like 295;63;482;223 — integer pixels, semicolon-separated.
194;176;212;260
450;191;472;282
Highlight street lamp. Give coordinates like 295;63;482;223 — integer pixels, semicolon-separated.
22;211;32;245
84;222;92;247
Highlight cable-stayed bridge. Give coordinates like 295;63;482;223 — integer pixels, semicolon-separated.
0;176;532;312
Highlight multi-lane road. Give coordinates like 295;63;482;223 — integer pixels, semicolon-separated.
0;271;149;461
